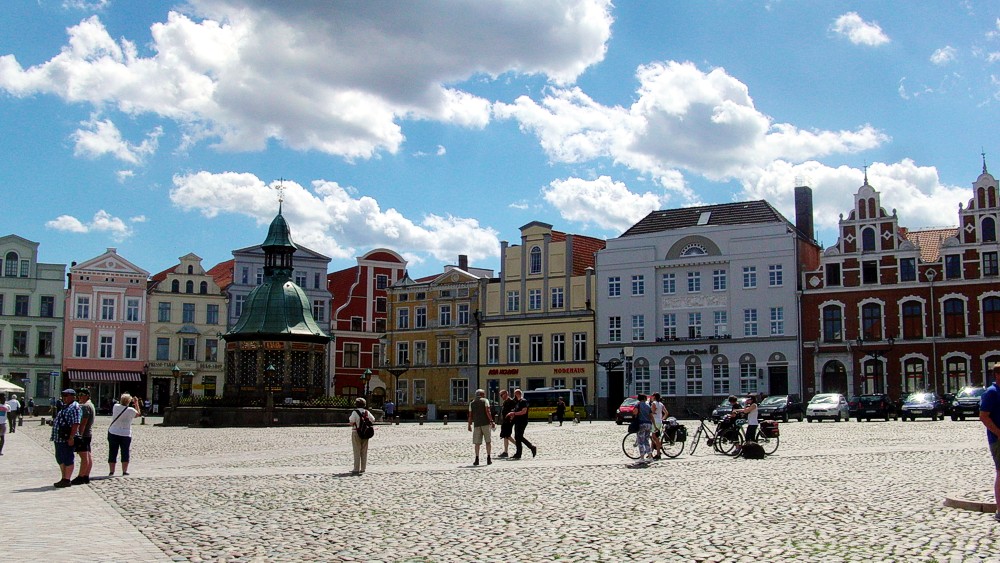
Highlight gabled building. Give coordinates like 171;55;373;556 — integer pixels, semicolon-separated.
328;249;407;398
0;235;66;404
480;222;605;414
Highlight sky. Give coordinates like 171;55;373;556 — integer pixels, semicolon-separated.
2;1;1000;279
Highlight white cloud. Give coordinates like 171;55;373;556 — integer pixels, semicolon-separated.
116;170;135;182
542;176;662;232
0;1;613;160
930;46;958;66
45;210;137;241
831;12;890;47
71;115;162;164
169;171;501;263
62;0;110;10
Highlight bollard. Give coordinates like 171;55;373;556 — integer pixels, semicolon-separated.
548;413;553;424
419;414;424;425
443;414;448;425
141;416;146;425
40;418;47;426
395;416;400;426
18;416;24;427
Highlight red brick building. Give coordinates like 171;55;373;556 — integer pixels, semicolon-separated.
801;165;1000;400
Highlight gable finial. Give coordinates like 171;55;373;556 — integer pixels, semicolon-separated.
982;148;988;175
862;160;869;185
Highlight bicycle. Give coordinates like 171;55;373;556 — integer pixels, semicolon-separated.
622;418;687;460
686;410;742;456
737;419;780;455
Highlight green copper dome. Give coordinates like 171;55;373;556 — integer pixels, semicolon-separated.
262;206;297;250
227;272;329;342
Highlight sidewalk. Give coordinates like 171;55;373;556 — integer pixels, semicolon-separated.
1;418;165;562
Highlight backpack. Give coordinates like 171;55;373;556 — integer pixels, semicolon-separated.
740;442;766;459
355;409;374;440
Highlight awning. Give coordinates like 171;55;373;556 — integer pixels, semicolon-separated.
68;370;143;382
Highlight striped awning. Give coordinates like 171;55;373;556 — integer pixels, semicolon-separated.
68;370;143;382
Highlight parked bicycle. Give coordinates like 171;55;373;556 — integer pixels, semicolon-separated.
623;417;687;460
737;419;780;455
687;409;742;456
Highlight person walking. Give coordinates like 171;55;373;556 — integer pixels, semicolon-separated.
108;393;141;476
384;399;395;421
497;390;516;458
50;389;82;488
0;393;9;456
5;395;20;433
554;397;566;426
650;393;668;460
27;398;34;417
506;389;536;460
72;388;96;484
467;389;495;466
349;397;376;475
980;364;1000;522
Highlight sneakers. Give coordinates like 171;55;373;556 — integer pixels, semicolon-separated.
497;452;508;459
70;476;89;485
54;479;72;488
487;456;492;465
473;457;480;466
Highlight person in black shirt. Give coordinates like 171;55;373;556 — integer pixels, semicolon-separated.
506;389;537;460
497;390;516;458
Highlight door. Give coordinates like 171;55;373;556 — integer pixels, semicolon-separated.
607;367;624;419
152;378;172;414
768;365;789;395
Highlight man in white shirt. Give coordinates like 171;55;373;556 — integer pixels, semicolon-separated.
5;395;20;433
650;392;668;460
0;393;9;454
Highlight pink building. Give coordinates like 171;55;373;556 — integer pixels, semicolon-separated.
62;248;150;408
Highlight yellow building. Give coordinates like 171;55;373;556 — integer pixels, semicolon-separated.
480;222;605;413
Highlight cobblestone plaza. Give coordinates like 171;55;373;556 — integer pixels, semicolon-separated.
3;416;999;562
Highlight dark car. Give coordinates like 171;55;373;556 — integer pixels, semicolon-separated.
711;397;750;423
851;393;898;421
900;391;946;421
951;386;987;421
757;394;804;422
615;396;639;425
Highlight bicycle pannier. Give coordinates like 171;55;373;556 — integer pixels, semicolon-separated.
761;420;779;437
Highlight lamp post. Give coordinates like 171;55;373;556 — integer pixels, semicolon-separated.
361;369;371;402
385;361;410;408
856;336;895;394
171;364;181;408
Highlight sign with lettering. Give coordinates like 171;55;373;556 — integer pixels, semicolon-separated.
553;367;585;374
487;368;520;375
669;349;709;356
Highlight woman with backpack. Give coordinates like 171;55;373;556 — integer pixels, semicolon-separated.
349;398;376;476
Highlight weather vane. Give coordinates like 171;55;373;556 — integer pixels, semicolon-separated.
273;178;286;204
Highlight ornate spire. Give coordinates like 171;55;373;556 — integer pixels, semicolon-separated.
862;160;869;186
982;149;988;175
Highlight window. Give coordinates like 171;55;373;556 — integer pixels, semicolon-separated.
984;252;999;277
376;275;388;290
396;380;409;406
414;341;427;365
344;343;360;368
100;297;115;320
530;335;543;362
350;317;363;332
632;315;645;341
507;336;521;363
311;300;325;323
458;304;470;325
945;255;962;280
686;361;703;395
12;330;27;356
713;363;730;395
74;334;89;357
314;272;321;289
506;291;520;312
551;287;564;309
100;335;114;359
900;257;917;282
234;295;244;318
450;379;469;404
487;337;499;364
981;216;998;242
901;301;923;339
156;337;170;360
185;280;194;294
742;266;757;289
528;289;542;311
609;316;622;342
207;304;220;325
551;334;566;362
413;379;426;404
660;361;677;395
182;303;195;323
632;275;645;296
157;302;171;323
123;298;139;322
608;277;621;297
205;339;218;362
181;338;195;361
241;267;249;284
415;307;427;329
37;331;54;356
573;333;587;361
861;228;876;251
903;359;926;393
687;271;701;292
256;269;264;284
663;313;677;340
397;308;409;329
295;271;307;286
662;273;676;294
529;246;542;274
944;298;965;337
14;295;28;316
861;303;883;340
743;309;758;337
688;312;702;338
438;340;451;364
634;364;650;395
713;269;727;291
3;252;17;276
0;295;4;315
770;307;784;335
740;359;758;394
573;377;589;403
375;297;387;313
76;295;90;319
440;305;452;326
375;318;386;333
457;339;469;364
199;281;208;294
862;260;879;284
826;263;842;286
768;264;783;287
396;342;409;365
40;296;55;317
124;336;138;359
552;377;566;389
823;305;843;342
171;280;180;293
714;311;728;337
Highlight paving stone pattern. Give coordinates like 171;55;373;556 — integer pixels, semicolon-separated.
3;416;999;562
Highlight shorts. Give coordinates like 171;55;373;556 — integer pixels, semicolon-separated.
74;435;93;453
472;425;492;445
54;442;75;466
499;420;513;439
990;441;1000;470
652;421;663;436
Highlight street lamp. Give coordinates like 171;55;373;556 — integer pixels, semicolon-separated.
856;335;895;394
171;364;181;408
385;361;410;408
361;369;371;402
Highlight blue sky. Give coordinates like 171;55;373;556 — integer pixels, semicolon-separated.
2;1;999;278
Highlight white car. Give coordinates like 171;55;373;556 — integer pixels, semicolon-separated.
806;393;849;422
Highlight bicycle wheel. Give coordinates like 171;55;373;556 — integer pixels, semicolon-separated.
688;426;703;455
660;430;685;458
715;428;743;456
622;432;641;459
756;433;779;455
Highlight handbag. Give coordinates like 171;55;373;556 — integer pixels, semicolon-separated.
627;417;640;433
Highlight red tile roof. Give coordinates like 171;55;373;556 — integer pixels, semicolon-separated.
207;259;235;291
903;228;958;262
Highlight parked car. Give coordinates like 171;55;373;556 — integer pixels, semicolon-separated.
711;396;750;423
757;394;804;422
806;393;850;422
951;386;987;421
615;396;639;425
900;391;946;421
850;393;898;421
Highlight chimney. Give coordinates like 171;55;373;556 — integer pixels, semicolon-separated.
458;254;468;271
793;185;814;241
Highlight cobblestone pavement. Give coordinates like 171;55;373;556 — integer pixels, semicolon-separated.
3;415;1000;562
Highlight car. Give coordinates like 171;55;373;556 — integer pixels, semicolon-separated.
951;386;987;421
757;394;804;422
899;391;946;421
615;396;639;425
806;393;849;422
850;393;898;421
711;396;750;423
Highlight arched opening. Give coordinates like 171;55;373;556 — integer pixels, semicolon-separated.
821;360;848;395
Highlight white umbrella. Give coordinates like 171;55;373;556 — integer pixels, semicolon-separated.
0;379;25;393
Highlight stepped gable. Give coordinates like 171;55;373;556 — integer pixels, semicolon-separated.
621;200;788;237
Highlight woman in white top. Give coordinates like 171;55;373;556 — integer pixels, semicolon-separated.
108;393;141;476
348;398;376;476
739;395;759;444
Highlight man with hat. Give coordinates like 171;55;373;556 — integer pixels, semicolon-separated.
71;388;96;485
49;389;82;488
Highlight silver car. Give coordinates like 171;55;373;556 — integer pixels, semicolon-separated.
806;393;850;422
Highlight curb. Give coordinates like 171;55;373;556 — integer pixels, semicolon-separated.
943;494;997;513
